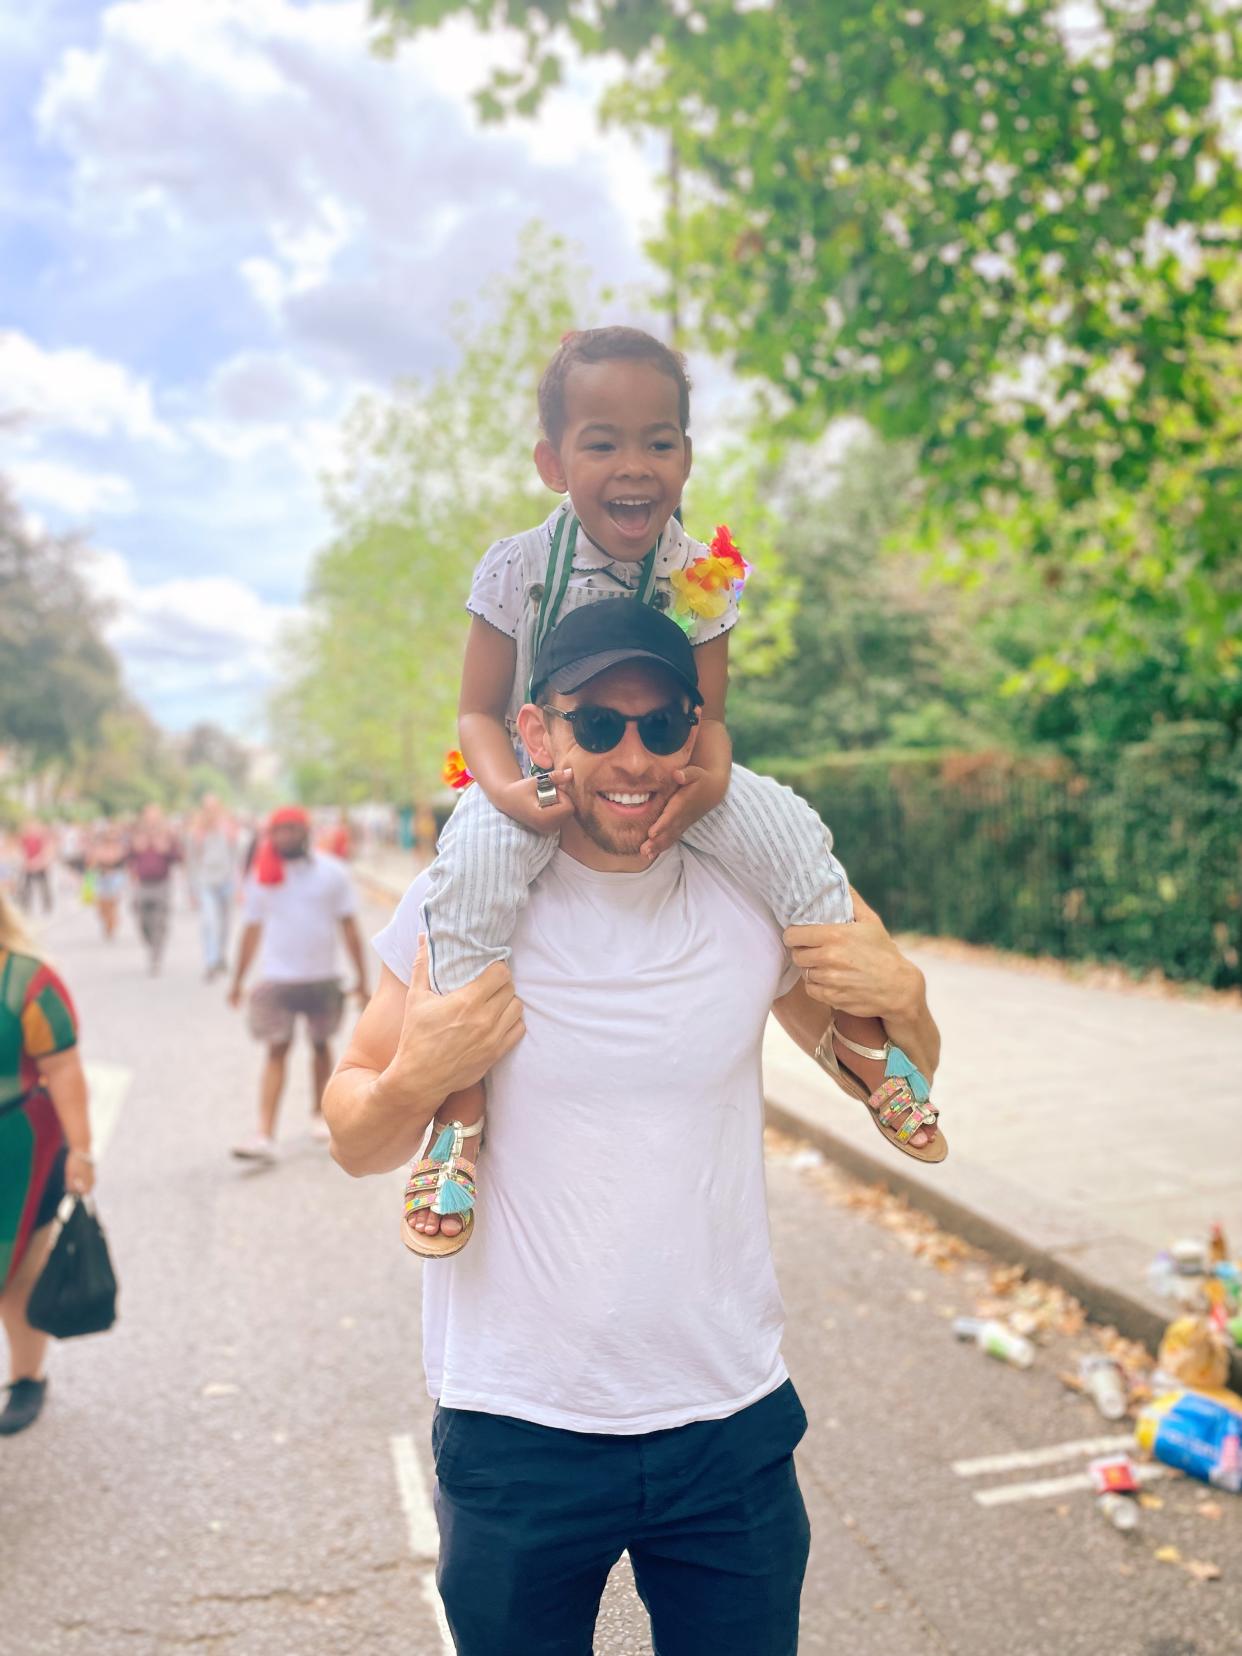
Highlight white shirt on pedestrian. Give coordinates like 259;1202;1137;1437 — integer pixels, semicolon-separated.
373;844;799;1435
243;853;356;983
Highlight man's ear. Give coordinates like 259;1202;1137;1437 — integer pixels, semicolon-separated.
516;702;556;771
534;439;568;494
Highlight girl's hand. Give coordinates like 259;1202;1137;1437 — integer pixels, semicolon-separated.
65;1148;95;1196
641;765;722;859
495;772;576;834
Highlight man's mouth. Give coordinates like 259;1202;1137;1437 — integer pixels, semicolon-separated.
605;498;656;536
598;790;657;815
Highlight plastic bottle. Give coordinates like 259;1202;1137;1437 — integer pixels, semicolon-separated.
1079;1356;1127;1421
952;1317;1034;1368
1096;1492;1139;1531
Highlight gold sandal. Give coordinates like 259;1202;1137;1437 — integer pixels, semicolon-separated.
401;1118;483;1258
813;1020;947;1164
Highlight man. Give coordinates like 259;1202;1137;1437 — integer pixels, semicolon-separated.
17;821;55;916
229;807;369;1161
324;604;940;1655
126;804;182;976
188;794;238;981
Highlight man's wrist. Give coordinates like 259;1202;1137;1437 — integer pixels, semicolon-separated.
890;961;926;1023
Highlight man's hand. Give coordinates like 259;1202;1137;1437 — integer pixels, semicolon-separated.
381;937;525;1109
784;890;923;1020
495;772;575;835
227;982;243;1009
641;764;723;860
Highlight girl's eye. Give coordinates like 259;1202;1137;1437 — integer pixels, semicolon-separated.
652;442;675;453
587;442;614;452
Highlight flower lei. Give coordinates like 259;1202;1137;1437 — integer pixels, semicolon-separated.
667;524;751;637
441;750;474;790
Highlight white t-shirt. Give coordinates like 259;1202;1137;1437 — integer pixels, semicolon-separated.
242;853;356;983
373;845;799;1435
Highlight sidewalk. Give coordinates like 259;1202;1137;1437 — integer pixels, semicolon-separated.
355;846;1242;1361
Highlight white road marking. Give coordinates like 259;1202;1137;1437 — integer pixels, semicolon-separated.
951;1434;1137;1478
390;1433;454;1654
84;1061;132;1161
972;1462;1170;1508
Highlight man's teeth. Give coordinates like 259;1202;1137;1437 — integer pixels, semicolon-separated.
602;792;652;805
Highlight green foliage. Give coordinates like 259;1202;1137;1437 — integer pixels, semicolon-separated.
372;0;1242;716
0;482;122;768
768;726;1241;988
270;229;594;801
69;703;181;817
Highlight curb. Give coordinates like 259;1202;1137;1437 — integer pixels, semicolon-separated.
764;1088;1242;1390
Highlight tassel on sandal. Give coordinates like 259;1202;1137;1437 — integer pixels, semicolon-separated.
401;1118;484;1257
813;1021;947;1164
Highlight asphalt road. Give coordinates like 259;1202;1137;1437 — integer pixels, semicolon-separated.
3;884;1238;1656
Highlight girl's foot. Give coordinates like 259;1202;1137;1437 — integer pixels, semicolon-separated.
402;1118;483;1254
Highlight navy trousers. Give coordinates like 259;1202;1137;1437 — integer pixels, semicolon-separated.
431;1379;810;1656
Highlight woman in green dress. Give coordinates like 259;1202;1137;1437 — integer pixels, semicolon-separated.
0;889;94;1435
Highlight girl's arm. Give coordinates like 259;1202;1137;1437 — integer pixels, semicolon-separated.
458;618;575;834
642;631;733;859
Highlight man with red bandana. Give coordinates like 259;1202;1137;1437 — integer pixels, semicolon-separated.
228;807;369;1162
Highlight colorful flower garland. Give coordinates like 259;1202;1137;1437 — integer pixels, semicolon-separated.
442;750;474;790
667;524;751;636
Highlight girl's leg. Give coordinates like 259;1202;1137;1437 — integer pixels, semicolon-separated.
683;767;932;1144
407;786;558;1242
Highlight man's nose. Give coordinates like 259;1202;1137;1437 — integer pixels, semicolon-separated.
613;725;655;776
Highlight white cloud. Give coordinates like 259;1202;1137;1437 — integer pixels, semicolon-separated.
6;457;135;515
35;0;654;380
0;329;175;446
85;546;301;725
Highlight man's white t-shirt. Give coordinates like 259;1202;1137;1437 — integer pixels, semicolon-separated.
374;844;799;1435
242;853;356;982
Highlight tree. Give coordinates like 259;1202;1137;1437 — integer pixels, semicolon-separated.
0;481;122;772
372;1;1242;723
270;229;594;801
179;722;251;794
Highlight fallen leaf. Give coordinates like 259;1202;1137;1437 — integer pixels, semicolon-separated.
1184;1559;1221;1584
1197;1501;1224;1521
1054;1504;1071;1518
1155;1546;1183;1564
1138;1494;1165;1511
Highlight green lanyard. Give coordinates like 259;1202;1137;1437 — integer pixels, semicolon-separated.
529;510;661;696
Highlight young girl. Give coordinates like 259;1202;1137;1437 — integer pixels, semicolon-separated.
403;327;944;1255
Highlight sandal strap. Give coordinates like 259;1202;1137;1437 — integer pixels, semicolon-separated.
431;1117;483;1139
405;1162;477;1213
831;1028;891;1065
872;1078;939;1143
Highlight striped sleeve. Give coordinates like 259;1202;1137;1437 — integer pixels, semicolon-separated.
21;963;78;1059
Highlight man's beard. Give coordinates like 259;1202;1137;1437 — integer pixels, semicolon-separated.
566;780;670;856
280;842;309;860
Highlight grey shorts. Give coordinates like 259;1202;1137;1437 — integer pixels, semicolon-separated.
248;979;344;1046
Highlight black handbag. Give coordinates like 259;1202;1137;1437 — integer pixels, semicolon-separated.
27;1195;118;1338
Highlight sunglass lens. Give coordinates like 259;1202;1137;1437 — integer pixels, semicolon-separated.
637;709;691;755
574;707;626;753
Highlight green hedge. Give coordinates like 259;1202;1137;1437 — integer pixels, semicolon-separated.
763;726;1241;988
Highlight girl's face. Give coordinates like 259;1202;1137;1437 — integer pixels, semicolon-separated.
534;358;693;563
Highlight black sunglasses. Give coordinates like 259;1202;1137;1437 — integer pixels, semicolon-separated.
541;703;699;756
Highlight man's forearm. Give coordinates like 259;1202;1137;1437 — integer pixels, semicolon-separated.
877;963;940;1081
324;1062;445;1177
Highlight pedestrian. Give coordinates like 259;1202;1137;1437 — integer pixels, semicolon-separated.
126;804;182;975
325;605;942;1655
188;794;238;981
318;809;353;861
228;807;369;1161
17;820;55;916
408;325;942;1253
88;820;129;943
0;888;95;1436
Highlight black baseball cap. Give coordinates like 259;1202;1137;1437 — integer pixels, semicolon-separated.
530;601;703;707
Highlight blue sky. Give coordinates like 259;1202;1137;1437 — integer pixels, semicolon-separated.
0;0;663;733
